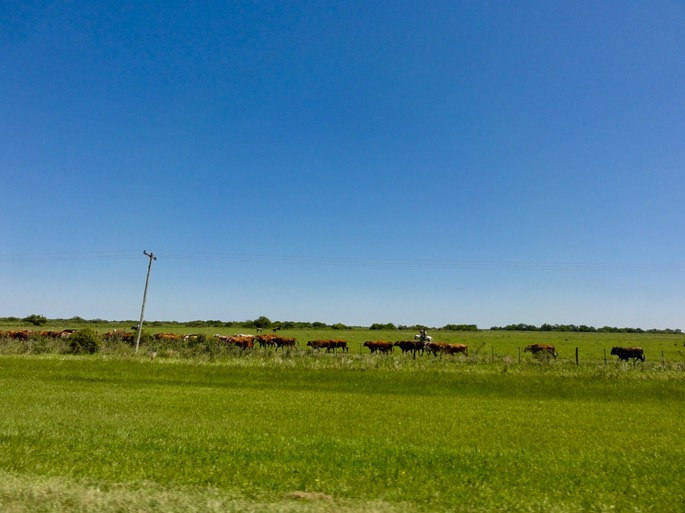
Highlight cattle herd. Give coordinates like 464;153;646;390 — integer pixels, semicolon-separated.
0;329;649;363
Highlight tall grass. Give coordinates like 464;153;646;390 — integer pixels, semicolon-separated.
0;354;683;512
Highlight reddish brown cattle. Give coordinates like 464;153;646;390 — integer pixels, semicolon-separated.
153;333;183;341
442;343;468;356
306;339;326;351
363;340;394;353
102;330;135;343
256;334;279;348
524;344;558;359
7;330;30;340
611;346;645;363
424;342;452;356
225;336;254;350
306;339;348;352
274;337;297;350
39;330;63;338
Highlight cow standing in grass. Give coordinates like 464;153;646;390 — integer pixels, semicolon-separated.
363;340;394;354
524;344;558;359
393;341;424;357
611;347;645;363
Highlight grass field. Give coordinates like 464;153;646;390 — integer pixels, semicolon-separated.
0;339;684;512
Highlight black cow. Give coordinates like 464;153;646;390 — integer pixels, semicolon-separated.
610;347;645;363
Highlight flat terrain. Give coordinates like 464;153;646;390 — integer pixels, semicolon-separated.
0;336;684;512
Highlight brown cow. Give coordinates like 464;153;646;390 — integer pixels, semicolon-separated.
8;330;31;340
256;334;278;348
363;341;394;353
153;333;183;341
306;339;348;353
223;335;254;350
524;344;558;359
424;342;450;356
611;346;645;363
443;343;468;356
103;330;135;343
274;337;297;350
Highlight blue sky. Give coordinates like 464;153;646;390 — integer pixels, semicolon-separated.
2;1;684;329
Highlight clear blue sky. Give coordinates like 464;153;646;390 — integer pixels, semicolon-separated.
2;1;684;329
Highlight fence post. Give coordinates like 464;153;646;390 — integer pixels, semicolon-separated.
604;348;607;366
518;346;521;365
491;345;494;363
575;347;579;366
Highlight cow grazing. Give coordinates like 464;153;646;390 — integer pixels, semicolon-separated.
610;347;645;363
363;340;394;354
523;344;558;359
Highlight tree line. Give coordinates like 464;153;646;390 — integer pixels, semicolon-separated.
490;323;682;334
2;315;680;335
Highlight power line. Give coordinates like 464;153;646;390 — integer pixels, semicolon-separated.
0;251;140;262
1;250;684;272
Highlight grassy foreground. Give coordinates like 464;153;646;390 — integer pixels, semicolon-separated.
0;354;683;512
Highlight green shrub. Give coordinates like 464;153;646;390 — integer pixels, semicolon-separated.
23;314;48;326
66;329;101;355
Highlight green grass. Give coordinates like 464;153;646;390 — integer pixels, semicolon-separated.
0;354;684;512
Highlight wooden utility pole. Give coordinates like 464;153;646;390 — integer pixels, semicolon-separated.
135;250;156;353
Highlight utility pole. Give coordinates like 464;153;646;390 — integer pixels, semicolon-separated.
135;250;156;353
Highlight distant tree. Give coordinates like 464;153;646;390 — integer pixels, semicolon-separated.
311;321;328;328
253;316;272;329
185;320;207;327
331;323;348;330
23;314;47;326
369;323;397;330
441;324;478;331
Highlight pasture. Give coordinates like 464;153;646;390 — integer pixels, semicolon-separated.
0;339;684;512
